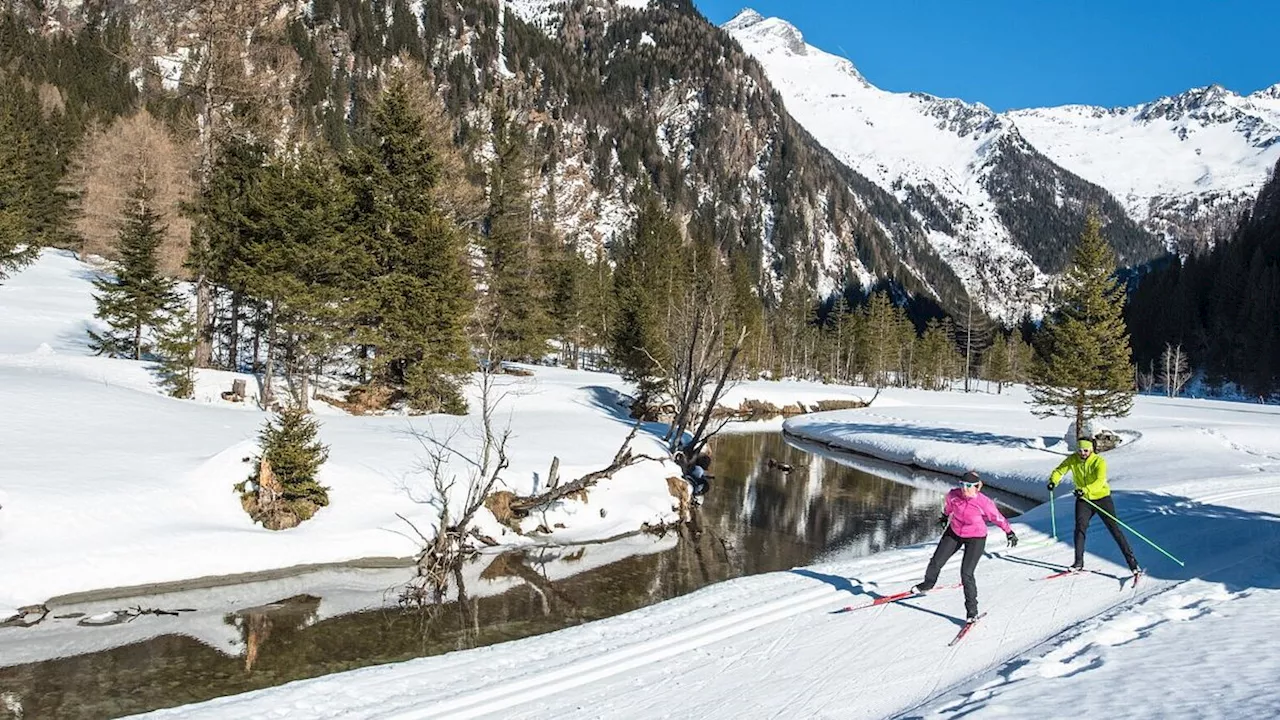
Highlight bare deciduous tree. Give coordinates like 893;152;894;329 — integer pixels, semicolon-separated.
399;344;512;606
648;255;748;461
1159;343;1191;397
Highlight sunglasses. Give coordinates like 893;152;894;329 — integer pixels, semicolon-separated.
960;481;980;489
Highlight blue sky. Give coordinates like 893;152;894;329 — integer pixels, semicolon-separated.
693;1;1280;111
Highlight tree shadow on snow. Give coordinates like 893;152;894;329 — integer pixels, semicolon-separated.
578;385;670;442
994;489;1280;591
793;420;1032;450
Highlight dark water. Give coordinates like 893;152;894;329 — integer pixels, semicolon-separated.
0;432;1019;719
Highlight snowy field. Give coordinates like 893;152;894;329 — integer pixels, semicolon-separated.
128;384;1280;719
7;250;1280;718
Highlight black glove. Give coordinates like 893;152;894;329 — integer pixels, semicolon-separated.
1046;481;1055;492
936;514;949;530
1073;488;1084;499
1006;531;1018;547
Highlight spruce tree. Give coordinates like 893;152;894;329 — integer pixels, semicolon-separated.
548;236;594;368
1029;211;1135;431
89;171;178;359
343;78;474;413
982;333;1013;394
154;303;198;398
233;150;352;408
243;406;330;527
611;196;688;408
860;291;903;388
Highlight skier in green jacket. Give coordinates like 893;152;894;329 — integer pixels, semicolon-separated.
1047;438;1140;577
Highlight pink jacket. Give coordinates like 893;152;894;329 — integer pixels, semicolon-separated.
943;488;1011;539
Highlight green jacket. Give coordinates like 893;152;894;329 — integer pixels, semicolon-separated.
1048;452;1111;500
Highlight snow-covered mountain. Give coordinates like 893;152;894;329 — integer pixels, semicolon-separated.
1010;85;1280;253
724;10;1161;319
725;9;1280;265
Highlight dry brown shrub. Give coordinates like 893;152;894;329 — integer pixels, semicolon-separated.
478;552;518;580
71;109;196;277
314;384;397;415
484;490;521;531
814;399;867;412
666;474;691;521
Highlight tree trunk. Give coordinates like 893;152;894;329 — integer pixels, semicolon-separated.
195;275;213;367
228;291;241;371
262;303;276;409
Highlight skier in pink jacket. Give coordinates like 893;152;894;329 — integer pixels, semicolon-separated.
910;471;1016;623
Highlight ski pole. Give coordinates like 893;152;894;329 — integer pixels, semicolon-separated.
1050;488;1057;540
1081;495;1185;567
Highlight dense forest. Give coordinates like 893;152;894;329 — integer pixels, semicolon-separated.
1128;159;1280;397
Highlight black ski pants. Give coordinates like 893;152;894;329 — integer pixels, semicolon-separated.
1074;494;1138;571
916;528;985;617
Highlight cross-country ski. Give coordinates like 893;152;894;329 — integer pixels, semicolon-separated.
948;612;988;646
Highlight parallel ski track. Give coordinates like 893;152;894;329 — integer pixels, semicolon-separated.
390;481;1280;720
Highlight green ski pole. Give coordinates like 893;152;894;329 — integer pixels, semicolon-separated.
1050;487;1057;540
1081;495;1185;567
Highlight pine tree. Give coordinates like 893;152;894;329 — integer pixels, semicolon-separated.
233;150;352;409
186;139;270;371
154;303;198;398
860;291;903;388
242;406;330;528
1028;211;1135;431
610;196;688;409
88;171;178;359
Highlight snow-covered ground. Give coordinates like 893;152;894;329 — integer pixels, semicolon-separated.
127;369;1280;718
0;251;692;621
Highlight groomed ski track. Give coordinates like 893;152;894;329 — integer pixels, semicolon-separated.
137;473;1280;720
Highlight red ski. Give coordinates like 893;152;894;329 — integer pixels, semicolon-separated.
832;583;962;614
948;612;987;646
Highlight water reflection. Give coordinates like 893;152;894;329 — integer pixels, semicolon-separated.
0;432;1011;719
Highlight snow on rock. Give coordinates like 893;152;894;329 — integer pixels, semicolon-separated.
1009;85;1280;240
724;10;1052;321
725;9;1279;311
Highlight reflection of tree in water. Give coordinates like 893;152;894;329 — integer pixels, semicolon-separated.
699;433;948;571
227;594;321;673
